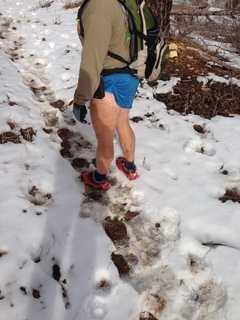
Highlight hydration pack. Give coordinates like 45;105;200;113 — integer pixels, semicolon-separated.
77;0;169;82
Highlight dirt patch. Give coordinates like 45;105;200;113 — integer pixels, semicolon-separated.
57;128;73;140
72;157;90;168
111;252;130;276
104;217;129;244
158;38;240;119
0;249;8;258
124;210;140;221
219;188;240;203
50;100;65;111
140;312;158;320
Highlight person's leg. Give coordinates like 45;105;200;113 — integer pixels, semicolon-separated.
115;106;139;180
116;108;136;163
90;92;121;175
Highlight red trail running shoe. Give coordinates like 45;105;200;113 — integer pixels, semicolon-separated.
116;157;139;180
81;171;111;191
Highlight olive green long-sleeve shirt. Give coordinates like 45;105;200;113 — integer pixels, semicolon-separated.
74;0;130;106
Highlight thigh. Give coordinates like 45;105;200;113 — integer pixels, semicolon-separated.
90;93;121;140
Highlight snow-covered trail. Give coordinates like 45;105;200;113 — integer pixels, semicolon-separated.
1;1;240;319
2;14;227;320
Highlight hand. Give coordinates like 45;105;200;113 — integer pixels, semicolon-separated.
73;102;87;124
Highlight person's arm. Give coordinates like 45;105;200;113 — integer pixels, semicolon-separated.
74;13;112;106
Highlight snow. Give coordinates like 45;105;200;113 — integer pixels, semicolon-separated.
0;0;240;319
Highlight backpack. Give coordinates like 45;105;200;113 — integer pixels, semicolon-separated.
77;0;169;83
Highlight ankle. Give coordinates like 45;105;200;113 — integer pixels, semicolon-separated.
124;160;136;171
94;170;107;182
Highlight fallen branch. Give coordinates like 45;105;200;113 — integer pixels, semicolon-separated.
171;8;240;17
177;42;240;75
188;47;240;74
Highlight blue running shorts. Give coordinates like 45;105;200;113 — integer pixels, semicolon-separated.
103;73;140;109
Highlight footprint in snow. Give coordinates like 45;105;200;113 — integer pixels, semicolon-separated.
184;139;216;157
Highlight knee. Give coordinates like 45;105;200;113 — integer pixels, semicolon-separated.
95;132;113;147
98;144;114;164
96;137;114;154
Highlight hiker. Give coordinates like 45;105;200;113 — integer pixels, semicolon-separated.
73;0;140;191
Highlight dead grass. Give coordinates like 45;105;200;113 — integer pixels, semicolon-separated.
0;127;36;144
0;15;12;39
26;186;52;206
62;0;82;9
52;13;62;25
7;122;17;130
0;132;21;144
20;186;52;207
20;127;36;142
38;0;54;8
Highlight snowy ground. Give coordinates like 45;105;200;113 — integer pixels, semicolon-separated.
0;1;240;319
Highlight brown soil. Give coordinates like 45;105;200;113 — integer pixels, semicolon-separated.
157;38;240;119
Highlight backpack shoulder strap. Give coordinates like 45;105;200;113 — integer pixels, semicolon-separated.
107;50;129;65
106;0;132;65
76;0;90;38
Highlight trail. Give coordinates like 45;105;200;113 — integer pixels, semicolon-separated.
1;14;228;320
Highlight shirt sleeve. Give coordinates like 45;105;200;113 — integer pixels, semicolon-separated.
74;13;112;105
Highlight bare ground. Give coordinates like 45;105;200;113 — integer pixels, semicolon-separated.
156;37;240;119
